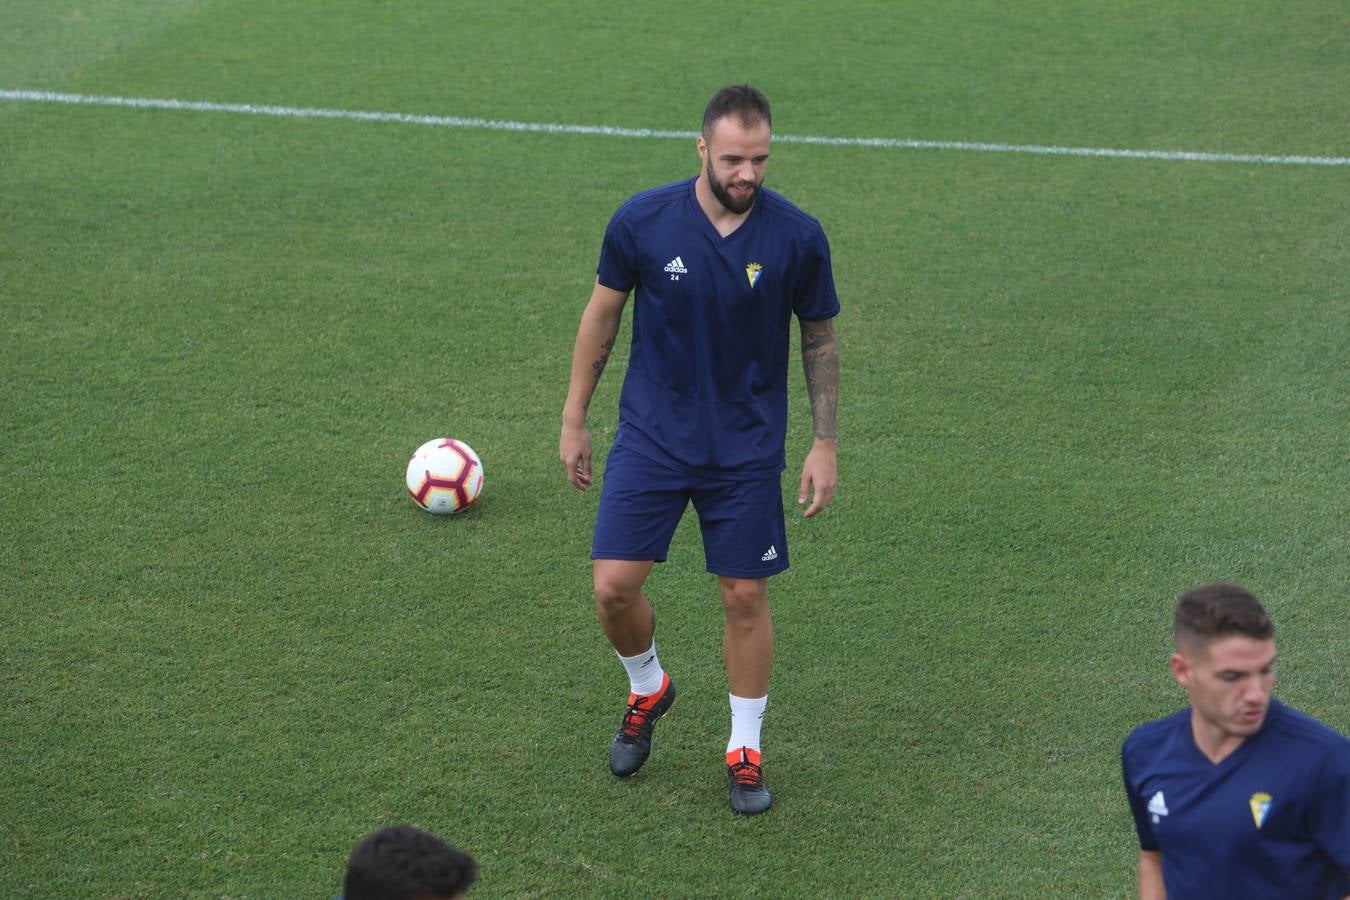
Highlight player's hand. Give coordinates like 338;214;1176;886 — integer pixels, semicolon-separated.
798;439;837;518
560;421;593;490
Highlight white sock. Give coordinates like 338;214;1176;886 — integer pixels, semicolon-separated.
618;643;665;696
727;693;767;754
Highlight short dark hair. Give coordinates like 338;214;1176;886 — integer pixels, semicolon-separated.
344;824;477;900
702;84;772;138
1173;582;1274;649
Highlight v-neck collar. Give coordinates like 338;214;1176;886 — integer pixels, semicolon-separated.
1185;699;1279;769
687;177;761;247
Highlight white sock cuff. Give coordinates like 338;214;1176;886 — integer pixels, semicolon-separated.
727;693;767;755
617;643;656;663
618;643;664;696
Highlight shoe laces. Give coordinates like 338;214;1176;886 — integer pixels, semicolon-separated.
619;694;658;737
729;756;764;788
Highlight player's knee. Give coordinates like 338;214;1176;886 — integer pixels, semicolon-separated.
594;573;640;616
720;579;768;620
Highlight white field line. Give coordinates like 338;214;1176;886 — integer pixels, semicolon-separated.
3;88;1348;167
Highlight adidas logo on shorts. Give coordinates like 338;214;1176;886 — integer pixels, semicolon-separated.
761;545;778;562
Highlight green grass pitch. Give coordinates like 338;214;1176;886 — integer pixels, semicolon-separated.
2;1;1346;896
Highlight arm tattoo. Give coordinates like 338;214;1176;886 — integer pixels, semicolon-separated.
586;338;616;411
592;338;615;376
800;320;839;441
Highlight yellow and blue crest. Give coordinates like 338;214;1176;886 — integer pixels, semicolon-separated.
745;262;763;288
1249;792;1272;829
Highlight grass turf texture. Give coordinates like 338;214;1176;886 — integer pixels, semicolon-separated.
3;1;1347;896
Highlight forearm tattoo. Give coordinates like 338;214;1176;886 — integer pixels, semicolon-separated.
800;320;839;441
592;338;615;377
585;338;615;412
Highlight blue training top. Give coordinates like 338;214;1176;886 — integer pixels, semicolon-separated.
1122;698;1350;899
597;177;839;479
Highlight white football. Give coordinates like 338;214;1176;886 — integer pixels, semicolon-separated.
405;438;485;514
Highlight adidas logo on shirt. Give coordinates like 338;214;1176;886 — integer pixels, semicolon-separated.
761;545;778;562
664;256;688;274
1147;790;1169;823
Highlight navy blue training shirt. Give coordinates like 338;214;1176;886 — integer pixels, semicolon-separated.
1122;698;1350;899
597;177;840;478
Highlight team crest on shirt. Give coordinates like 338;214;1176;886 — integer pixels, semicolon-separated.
1249;792;1272;828
745;262;763;287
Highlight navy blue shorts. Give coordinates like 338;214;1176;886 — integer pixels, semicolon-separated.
592;442;789;578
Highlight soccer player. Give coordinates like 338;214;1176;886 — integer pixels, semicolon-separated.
342;824;477;900
1121;583;1350;899
559;84;840;814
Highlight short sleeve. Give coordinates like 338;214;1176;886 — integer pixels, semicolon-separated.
1122;742;1160;851
597;209;638;294
1309;741;1350;874
793;224;840;322
788;226;842;322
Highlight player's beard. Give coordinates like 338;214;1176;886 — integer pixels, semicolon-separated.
707;158;760;214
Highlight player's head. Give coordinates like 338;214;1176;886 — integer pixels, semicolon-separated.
1169;582;1276;739
343;824;477;900
698;85;772;215
702;84;772;139
1172;582;1274;649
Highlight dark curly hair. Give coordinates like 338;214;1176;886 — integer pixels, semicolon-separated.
344;824;477;900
